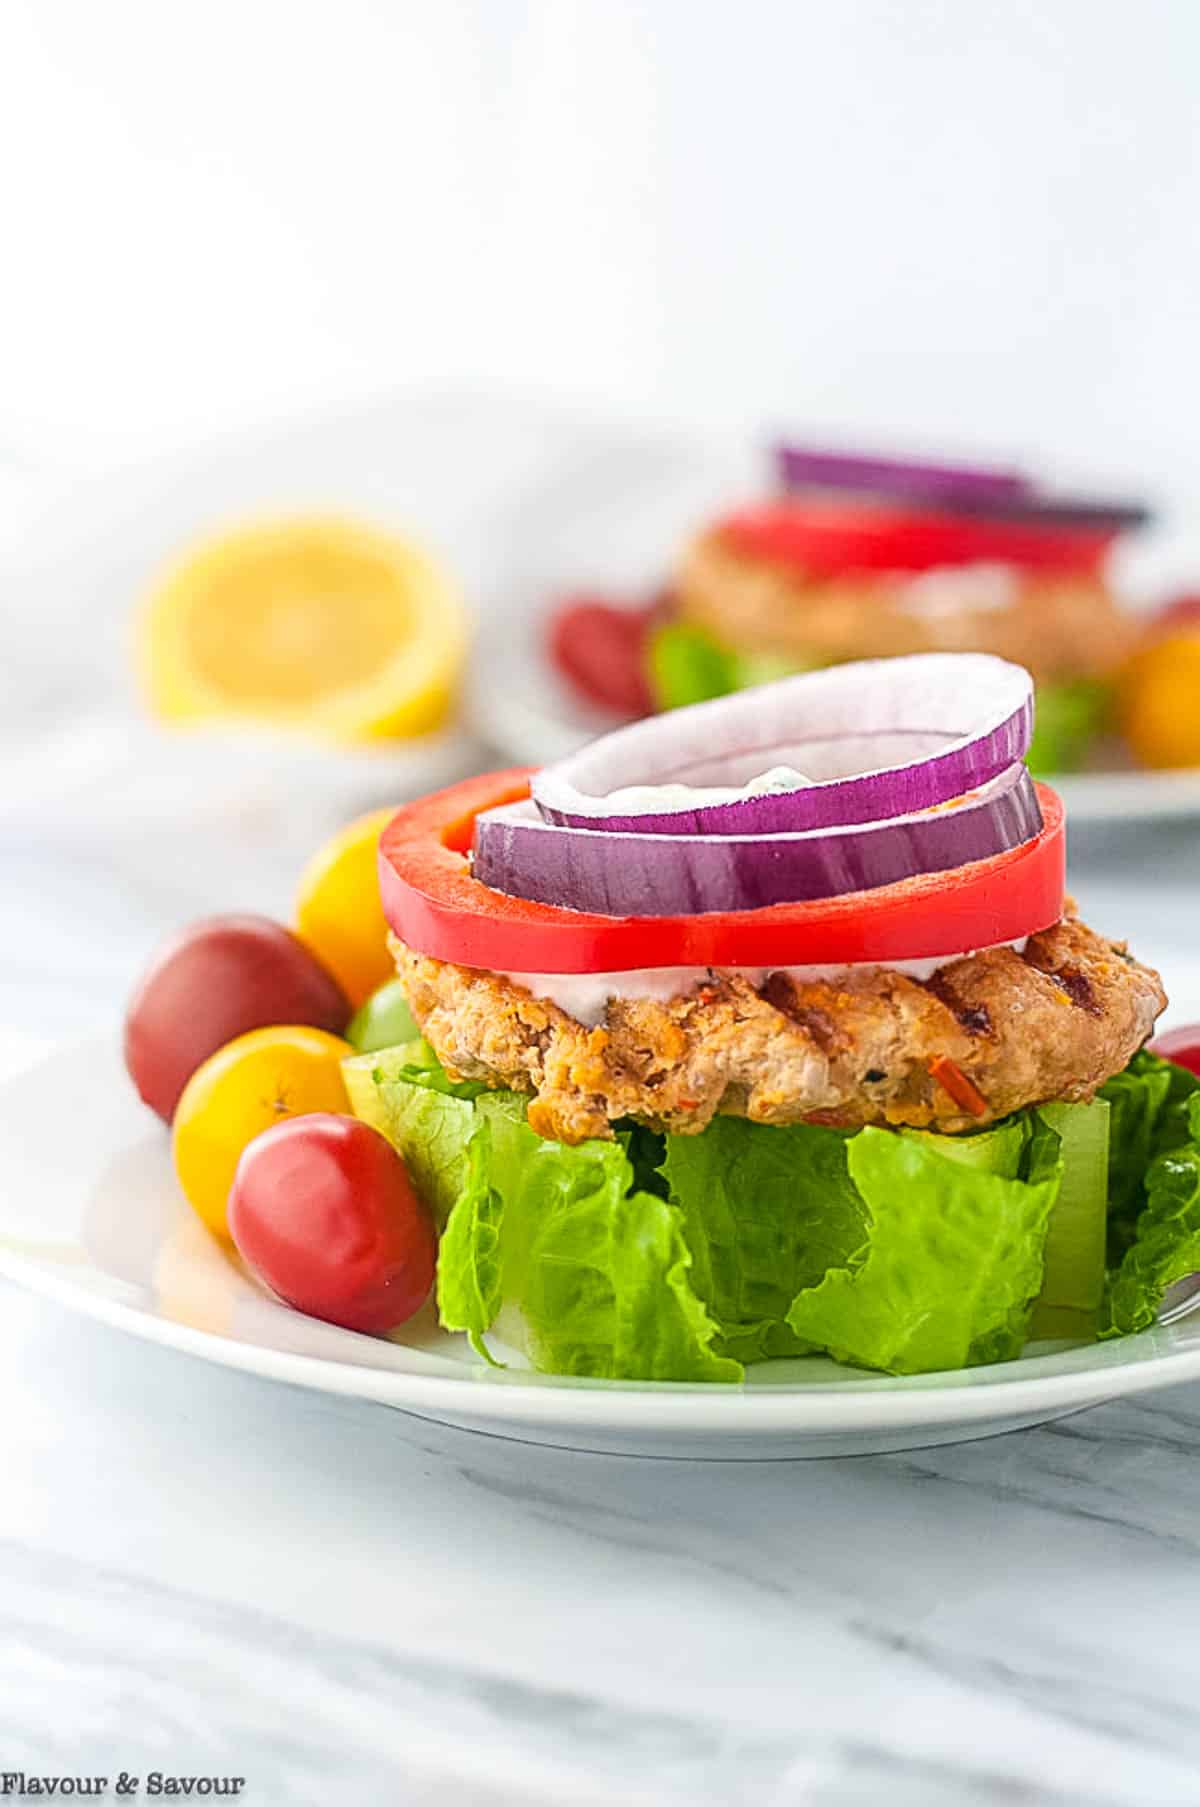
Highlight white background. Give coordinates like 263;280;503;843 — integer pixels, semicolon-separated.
2;0;1198;496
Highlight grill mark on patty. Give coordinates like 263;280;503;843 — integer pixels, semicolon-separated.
920;970;994;1038
1017;943;1103;1017
1055;965;1103;1017
760;974;840;1052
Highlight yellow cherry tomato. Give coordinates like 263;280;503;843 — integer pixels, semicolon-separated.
1120;632;1200;769
293;807;397;1006
172;1025;351;1239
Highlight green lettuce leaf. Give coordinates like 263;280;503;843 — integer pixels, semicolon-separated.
1026;679;1112;776
617;1120;669;1199
341;1043;479;1225
475;1093;739;1380
646;620;815;713
436;1125;506;1360
646;621;738;711
662;1116;867;1362
1030;1100;1109;1338
730;648;812;689
663;1112;1068;1373
374;1078;739;1382
349;1036;1199;1378
1156;1060;1200;1155
1102;1050;1176;1236
904;1116;1029;1179
345;979;419;1054
376;1038;488;1101
1103;1090;1200;1336
785;1127;1062;1373
1101;1049;1200;1261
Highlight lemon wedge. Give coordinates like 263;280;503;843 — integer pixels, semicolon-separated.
137;515;466;740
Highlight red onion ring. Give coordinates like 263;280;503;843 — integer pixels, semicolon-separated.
774;445;1149;530
775;444;1030;507
476;763;1043;918
928;492;1150;530
532;654;1034;836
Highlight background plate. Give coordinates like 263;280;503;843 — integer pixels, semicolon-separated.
472;622;1200;827
5;1035;1200;1460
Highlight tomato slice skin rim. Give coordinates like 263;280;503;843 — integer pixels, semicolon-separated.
720;500;1116;577
378;769;1066;975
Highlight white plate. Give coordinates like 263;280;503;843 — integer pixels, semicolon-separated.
5;1035;1200;1461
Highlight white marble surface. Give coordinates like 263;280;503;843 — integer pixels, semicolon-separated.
9;1277;1200;1807
4;453;1200;1805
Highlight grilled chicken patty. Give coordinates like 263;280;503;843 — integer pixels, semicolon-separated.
392;916;1165;1145
677;527;1137;687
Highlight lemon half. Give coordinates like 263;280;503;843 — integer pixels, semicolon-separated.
138;515;466;741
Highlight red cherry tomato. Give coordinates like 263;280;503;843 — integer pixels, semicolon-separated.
547;597;654;716
1150;594;1200;634
1150;1025;1200;1079
228;1113;436;1334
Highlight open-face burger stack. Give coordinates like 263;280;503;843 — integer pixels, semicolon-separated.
342;653;1200;1383
552;448;1151;776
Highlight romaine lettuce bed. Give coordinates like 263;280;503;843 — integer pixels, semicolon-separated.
343;1044;1200;1381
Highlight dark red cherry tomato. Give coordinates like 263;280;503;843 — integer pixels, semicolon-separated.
228;1113;436;1334
1150;1025;1200;1079
125;914;350;1123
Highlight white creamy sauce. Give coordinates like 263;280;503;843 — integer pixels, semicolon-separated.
897;562;1019;620
500;941;1029;1027
598;764;813;812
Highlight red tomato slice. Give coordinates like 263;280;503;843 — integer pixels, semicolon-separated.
721;500;1116;577
378;770;1066;974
